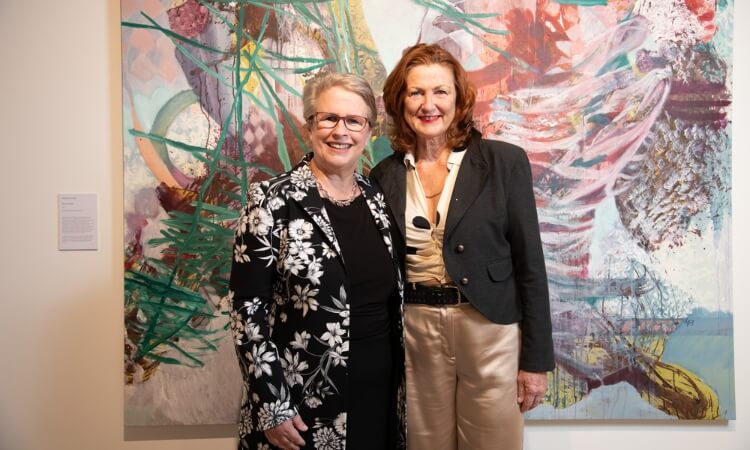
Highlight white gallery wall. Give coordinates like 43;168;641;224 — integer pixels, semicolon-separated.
0;1;747;449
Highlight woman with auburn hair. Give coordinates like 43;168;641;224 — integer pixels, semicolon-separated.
370;43;554;450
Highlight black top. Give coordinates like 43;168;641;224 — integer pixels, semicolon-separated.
324;194;398;450
323;195;396;340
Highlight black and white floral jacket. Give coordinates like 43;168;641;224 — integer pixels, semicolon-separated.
228;154;406;449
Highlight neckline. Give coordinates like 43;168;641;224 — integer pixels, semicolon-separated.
322;194;364;209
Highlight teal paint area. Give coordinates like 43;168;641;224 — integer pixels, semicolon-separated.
571;154;607;168
371;136;394;165
662;308;736;419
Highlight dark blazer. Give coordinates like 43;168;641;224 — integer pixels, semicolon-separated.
370;130;554;372
229;155;406;449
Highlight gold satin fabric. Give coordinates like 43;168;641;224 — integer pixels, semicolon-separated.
404;303;523;450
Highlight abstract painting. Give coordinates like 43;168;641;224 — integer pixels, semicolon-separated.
122;0;734;425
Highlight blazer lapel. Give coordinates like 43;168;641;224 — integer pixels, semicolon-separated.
286;156;345;263
357;173;405;295
444;137;488;239
375;156;407;239
357;173;396;251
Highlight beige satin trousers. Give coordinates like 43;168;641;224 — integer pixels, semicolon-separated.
404;303;523;450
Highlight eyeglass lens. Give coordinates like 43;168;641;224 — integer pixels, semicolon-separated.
314;112;369;131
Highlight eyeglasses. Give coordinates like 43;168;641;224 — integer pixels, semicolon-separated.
309;112;371;132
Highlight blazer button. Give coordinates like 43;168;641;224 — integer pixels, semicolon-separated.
456;244;465;253
460;277;469;285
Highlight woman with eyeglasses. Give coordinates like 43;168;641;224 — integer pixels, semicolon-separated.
229;72;406;450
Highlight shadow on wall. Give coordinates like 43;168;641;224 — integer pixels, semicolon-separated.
28;281;124;449
29;280;240;448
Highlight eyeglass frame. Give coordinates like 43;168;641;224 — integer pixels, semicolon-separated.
308;112;372;132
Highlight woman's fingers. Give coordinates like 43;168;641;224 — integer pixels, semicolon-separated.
292;414;309;432
517;370;548;412
264;416;306;449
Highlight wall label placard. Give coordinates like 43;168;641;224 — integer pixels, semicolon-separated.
58;193;98;251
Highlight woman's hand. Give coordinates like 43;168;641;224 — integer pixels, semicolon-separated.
517;370;548;412
264;415;308;450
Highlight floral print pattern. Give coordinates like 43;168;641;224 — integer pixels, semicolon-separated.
229;155;406;449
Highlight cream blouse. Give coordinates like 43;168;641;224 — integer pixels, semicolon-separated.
403;149;467;286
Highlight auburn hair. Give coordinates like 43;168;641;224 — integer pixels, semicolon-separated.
382;43;476;153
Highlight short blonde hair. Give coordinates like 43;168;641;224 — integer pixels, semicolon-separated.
303;72;377;126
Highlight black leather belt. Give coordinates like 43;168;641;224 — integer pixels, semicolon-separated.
404;283;468;306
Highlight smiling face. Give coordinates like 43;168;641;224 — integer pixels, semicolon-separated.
309;86;371;176
403;63;457;145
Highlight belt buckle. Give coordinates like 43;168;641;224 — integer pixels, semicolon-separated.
440;284;461;305
429;287;446;305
